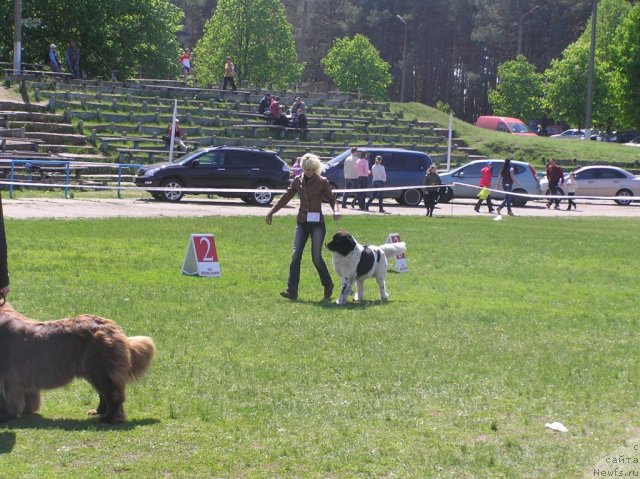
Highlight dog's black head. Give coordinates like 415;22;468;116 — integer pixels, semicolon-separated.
326;231;357;256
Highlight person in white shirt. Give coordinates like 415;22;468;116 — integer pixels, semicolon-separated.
565;171;577;210
341;147;359;209
365;155;387;212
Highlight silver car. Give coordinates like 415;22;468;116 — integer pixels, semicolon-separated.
550;129;585;139
439;159;541;207
540;165;640;206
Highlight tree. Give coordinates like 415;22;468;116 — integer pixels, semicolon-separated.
194;0;302;88
487;55;543;122
612;5;640;130
321;34;391;99
542;0;631;128
2;0;184;80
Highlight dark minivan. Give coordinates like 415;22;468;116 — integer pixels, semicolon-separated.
134;146;290;205
323;147;432;206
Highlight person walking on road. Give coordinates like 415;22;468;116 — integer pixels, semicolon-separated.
366;155;387;213
546;159;565;209
565;171;577;210
424;165;442;217
341;147;359;209
496;158;520;216
474;162;495;213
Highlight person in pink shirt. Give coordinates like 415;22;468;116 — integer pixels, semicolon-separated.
473;162;495;213
355;151;371;210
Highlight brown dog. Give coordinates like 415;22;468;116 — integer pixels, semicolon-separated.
0;303;155;423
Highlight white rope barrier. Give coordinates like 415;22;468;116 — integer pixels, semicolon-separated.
0;179;638;202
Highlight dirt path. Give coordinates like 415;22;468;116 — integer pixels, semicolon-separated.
3;197;639;220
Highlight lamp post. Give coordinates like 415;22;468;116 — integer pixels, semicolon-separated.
517;5;540;57
584;0;598;139
13;0;22;74
396;15;407;103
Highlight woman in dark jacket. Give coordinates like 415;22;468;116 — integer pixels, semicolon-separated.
265;153;340;301
423;165;442;217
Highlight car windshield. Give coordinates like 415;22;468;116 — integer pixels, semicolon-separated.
174;149;204;165
507;122;532;134
326;149;354;167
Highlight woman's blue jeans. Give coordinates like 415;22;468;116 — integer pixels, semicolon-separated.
287;221;332;294
499;183;513;210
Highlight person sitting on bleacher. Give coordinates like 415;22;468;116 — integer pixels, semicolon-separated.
269;96;289;127
258;93;272;122
290;97;308;130
45;44;62;73
165;119;188;152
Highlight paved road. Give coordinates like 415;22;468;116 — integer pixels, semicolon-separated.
3;197;639;219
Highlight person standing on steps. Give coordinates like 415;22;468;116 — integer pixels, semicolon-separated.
222;56;237;91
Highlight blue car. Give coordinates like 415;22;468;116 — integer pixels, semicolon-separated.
322;147;432;206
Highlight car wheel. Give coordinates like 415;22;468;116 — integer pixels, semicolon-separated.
511;188;528;207
160;179;184;202
614;189;633;206
400;188;423;207
250;182;274;206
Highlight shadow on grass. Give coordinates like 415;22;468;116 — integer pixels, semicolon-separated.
0;414;159;433
0;431;16;454
293;298;398;310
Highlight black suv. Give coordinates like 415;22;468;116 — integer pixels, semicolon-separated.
134;146;290;205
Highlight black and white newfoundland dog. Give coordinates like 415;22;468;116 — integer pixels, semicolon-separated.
326;231;407;305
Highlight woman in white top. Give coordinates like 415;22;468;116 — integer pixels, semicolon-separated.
565;172;577;210
365;155;387;212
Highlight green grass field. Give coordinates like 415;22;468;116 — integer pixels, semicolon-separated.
1;215;639;478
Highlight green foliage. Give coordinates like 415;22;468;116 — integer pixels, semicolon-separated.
321;34;392;100
393;102;640;167
194;0;302;88
611;5;640;130
1;0;184;80
2;215;640;477
488;55;543;122
542;0;631;128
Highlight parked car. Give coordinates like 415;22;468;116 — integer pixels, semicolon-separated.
616;130;638;143
134;146;290;205
438;159;541;207
475;116;537;136
540;165;640;206
322;147;432;206
550;129;585;139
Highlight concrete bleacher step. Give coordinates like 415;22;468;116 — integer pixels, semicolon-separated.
14;121;76;134
25;131;87;145
0;139;39;152
0;111;65;123
38;144;99;155
0;100;49;113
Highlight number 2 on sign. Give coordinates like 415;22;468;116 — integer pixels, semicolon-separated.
198;236;214;262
